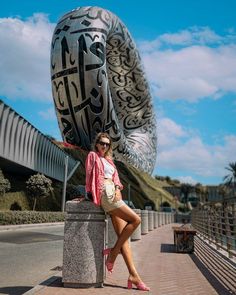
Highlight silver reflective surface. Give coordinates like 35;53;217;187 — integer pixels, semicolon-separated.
51;6;157;173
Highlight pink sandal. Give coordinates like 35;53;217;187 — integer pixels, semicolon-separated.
105;261;114;273
102;248;114;273
102;248;111;256
127;279;150;291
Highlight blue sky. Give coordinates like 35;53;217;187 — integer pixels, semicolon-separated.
1;0;236;185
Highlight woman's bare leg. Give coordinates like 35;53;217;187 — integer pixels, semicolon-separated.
111;215;139;277
108;204;141;263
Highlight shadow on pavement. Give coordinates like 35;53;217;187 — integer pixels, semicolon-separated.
190;254;232;295
160;243;176;253
0;286;32;295
38;276;127;290
103;283;127;290
39;276;62;287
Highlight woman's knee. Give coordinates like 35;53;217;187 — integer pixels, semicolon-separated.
133;215;141;227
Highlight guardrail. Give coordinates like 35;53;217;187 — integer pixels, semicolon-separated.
191;197;236;258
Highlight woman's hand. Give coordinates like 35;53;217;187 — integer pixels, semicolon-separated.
114;189;122;201
72;196;85;202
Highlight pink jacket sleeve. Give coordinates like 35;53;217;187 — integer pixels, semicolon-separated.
85;151;96;193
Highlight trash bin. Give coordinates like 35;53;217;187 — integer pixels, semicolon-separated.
172;225;197;253
62;200;106;288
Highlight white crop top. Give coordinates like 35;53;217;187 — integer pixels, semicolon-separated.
100;157;115;178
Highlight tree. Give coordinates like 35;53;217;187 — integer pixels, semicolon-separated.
201;186;209;203
218;184;230;205
223;162;236;199
165;176;171;183
180;183;193;208
195;183;206;204
26;173;53;210
0;169;11;196
223;162;236;188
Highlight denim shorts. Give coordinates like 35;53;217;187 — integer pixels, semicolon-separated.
101;179;125;213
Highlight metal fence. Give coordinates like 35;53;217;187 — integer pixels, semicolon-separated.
191;197;236;258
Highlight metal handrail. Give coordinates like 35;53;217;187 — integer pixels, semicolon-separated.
191;199;236;258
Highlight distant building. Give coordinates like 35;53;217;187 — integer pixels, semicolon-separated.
164;184;223;205
207;185;221;202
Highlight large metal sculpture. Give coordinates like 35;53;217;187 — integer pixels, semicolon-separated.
51;6;157;173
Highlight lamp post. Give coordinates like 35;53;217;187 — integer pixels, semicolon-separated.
62;156;80;212
128;183;131;207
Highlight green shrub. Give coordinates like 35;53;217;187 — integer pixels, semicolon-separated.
0;211;65;225
0;169;11;196
0;191;30;211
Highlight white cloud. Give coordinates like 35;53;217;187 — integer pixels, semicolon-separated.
159;27;222;46
139;27;236;102
139;26;236;51
38;107;56;120
157;117;187;149
0;14;55;101
157;117;236;181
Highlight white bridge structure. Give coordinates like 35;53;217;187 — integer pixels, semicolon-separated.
0;99;79;184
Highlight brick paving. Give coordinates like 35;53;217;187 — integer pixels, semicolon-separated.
32;224;221;295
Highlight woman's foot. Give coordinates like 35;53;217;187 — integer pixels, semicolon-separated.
106;260;114;273
127;275;150;291
102;248;111;256
103;248;116;273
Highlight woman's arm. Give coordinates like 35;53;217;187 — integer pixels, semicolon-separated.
113;168;123;191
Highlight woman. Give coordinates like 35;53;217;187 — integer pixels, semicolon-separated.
85;132;150;291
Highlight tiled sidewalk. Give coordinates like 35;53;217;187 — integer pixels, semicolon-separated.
31;224;221;295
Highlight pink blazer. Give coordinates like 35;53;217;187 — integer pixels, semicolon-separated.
85;151;123;206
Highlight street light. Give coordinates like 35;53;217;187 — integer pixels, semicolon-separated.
62;156;80;212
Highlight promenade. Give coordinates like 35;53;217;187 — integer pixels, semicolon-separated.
28;223;229;295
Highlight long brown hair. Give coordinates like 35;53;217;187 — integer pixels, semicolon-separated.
93;132;113;158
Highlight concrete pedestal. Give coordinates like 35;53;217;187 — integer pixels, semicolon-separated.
131;209;141;241
157;212;161;227
148;211;154;231
62;201;106;288
165;213;168;225
153;211;157;228
161;212;165;225
141;210;149;235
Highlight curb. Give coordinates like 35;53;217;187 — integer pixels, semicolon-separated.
23;272;62;295
0;222;64;232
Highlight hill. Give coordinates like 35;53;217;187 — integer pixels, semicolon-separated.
58;143;176;210
0;142;177;211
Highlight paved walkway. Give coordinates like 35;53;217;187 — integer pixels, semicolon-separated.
29;224;223;295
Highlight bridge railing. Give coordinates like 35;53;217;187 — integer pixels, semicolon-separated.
191;197;236;258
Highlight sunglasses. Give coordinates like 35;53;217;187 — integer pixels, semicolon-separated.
98;141;111;147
